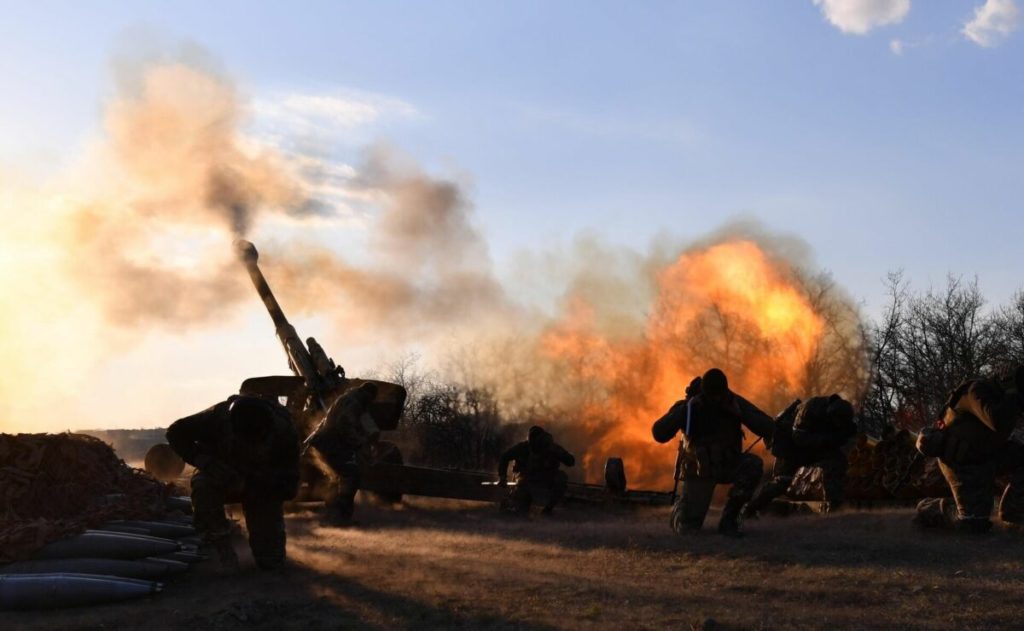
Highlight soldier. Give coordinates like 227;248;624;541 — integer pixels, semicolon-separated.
166;395;300;570
742;394;857;518
498;425;576;515
305;382;381;524
914;367;1024;533
652;368;774;537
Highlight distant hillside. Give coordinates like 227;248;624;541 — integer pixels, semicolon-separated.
79;428;167;465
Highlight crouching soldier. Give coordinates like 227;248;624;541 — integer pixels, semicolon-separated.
305;382;381;524
498;426;575;515
914;367;1024;533
743;394;857;518
652;368;774;537
166;395;300;569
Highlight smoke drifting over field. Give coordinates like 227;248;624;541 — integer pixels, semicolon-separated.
0;59;869;482
268;145;511;338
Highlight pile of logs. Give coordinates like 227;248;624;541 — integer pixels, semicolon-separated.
787;429;950;502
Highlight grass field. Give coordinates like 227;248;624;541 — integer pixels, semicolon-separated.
7;498;1024;630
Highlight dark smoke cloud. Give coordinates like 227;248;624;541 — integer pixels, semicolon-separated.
268;146;512;338
64;61;350;327
64;59;508;335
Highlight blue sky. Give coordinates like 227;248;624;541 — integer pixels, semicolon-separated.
1;1;1022;430
2;1;1021;310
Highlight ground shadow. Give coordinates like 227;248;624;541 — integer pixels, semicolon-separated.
299;497;1024;575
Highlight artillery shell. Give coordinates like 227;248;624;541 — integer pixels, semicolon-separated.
0;573;162;610
34;532;180;561
1;557;185;580
104;520;196;539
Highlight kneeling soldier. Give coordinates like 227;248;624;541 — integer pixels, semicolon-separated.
743;394;857;517
499;426;575;515
652;368;774;537
915;367;1024;533
167;395;300;569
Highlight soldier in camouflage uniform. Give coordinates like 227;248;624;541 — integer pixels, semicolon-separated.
914;367;1024;533
742;394;857;517
305;382;381;524
652;368;775;537
498;426;576;515
166;395;300;569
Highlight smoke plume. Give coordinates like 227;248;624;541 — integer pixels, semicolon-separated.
0;58;870;486
265;145;512;339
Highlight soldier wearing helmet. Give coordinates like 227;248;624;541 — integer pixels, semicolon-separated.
498;425;575;515
166;394;299;570
305;381;382;523
743;394;858;518
652;368;774;537
914;366;1024;533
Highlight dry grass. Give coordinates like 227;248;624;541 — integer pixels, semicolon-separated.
7;498;1024;630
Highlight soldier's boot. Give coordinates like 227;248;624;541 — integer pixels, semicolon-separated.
323;472;359;525
742;478;789;520
913;498;960;530
718;496;746;538
955;516;994;534
211;536;240;571
820;501;842;514
324;494;356;525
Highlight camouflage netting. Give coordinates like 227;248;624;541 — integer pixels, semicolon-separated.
0;433;176;562
787;430;951;502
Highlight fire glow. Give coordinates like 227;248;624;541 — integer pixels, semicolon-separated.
540;239;863;488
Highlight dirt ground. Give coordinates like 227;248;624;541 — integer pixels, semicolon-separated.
5;498;1024;630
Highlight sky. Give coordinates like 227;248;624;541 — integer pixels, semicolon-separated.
0;0;1022;431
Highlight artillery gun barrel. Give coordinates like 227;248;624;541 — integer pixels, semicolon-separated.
234;240;326;400
235;240;290;330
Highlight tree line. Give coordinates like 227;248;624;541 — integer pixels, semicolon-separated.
387;272;1024;471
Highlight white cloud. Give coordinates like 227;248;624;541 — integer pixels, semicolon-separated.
251;90;419;141
246;89;421;222
812;0;911;35
963;0;1020;47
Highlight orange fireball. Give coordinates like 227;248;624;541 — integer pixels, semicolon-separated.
540;239;865;488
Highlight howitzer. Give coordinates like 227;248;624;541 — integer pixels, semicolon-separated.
233;240;406;433
234;240;343;411
232;240;407;502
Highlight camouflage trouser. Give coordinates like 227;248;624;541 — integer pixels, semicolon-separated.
915;458;995;533
746;450;848;515
311;441;360;523
670;453;763;533
191;469;287;568
916;454;1024;532
999;465;1024;524
505;470;569;514
328;463;360;522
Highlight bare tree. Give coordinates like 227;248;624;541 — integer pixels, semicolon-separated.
863;274;1002;432
991;291;1024;370
401;379;515;471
